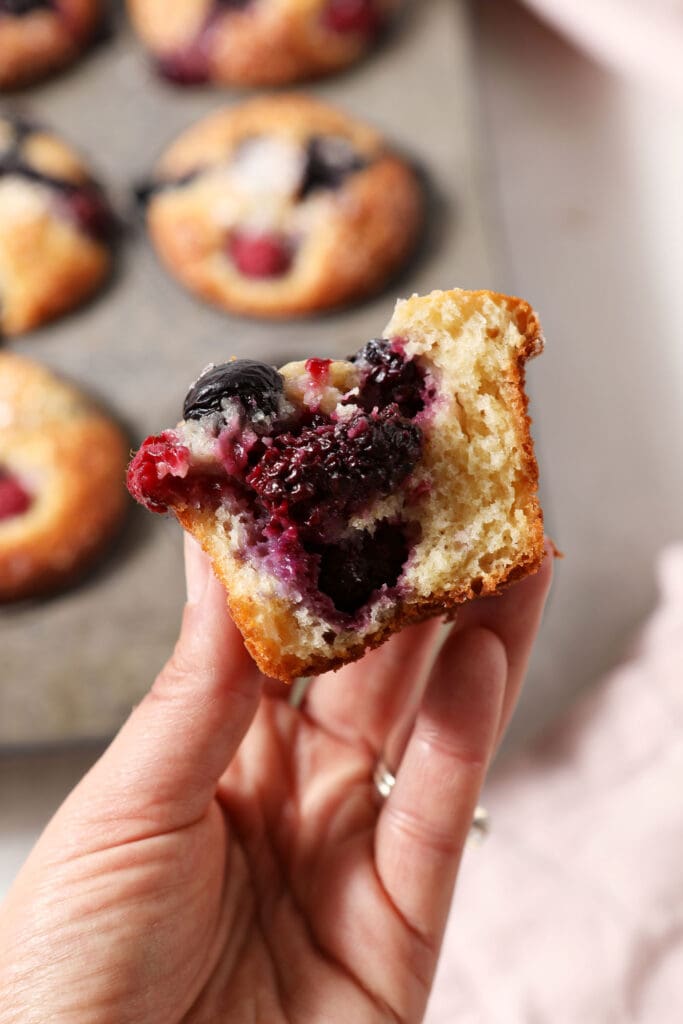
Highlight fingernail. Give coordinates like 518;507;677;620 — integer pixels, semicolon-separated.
185;533;210;606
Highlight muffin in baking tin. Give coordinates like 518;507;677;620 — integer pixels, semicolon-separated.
137;94;423;318
0;0;102;90
127;0;399;87
0;113;114;336
0;352;129;601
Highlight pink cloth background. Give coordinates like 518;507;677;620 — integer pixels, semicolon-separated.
427;546;683;1022
520;0;683;100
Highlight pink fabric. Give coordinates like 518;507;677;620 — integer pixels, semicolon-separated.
427;545;683;1023
520;0;683;100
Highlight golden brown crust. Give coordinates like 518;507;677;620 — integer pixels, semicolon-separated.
127;0;399;86
0;0;101;89
0;117;111;336
0;353;129;601
155;288;546;682
144;94;423;318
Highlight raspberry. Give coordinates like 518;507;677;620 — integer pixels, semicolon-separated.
352;338;425;417
229;231;294;279
305;358;332;387
127;432;191;514
0;470;32;521
246;408;422;543
322;0;381;35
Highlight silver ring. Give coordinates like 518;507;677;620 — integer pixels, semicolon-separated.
373;757;491;842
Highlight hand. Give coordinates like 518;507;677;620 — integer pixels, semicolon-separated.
0;537;553;1024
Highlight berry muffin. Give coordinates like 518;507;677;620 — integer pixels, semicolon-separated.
0;0;102;90
127;0;398;87
0;352;129;601
128;288;546;681
0;114;114;336
137;94;423;318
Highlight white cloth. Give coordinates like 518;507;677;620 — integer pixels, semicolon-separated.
428;546;683;1023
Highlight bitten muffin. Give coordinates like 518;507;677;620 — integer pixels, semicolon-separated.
0;0;102;90
0;114;114;336
128;288;546;681
127;0;398;87
0;352;129;601
137;94;423;318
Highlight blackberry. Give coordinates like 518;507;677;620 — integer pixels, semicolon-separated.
246;408;422;543
317;521;410;614
352;338;425;417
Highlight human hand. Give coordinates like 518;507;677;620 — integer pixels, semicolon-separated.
0;536;553;1024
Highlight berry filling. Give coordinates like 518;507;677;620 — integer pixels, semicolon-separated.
0;0;52;15
246;409;421;545
317;520;411;615
322;0;382;36
0;469;32;522
128;341;429;619
228;231;294;279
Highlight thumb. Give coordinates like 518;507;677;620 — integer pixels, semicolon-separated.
71;535;262;837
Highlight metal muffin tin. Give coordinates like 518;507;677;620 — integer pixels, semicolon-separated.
1;0;493;747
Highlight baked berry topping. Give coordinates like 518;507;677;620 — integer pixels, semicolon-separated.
0;470;32;522
305;358;332;387
246;408;422;545
183;360;284;422
322;0;381;36
299;135;366;200
0;122;113;243
317;520;410;614
58;185;114;242
229;231;294;279
0;0;52;15
352;338;426;417
157;47;210;85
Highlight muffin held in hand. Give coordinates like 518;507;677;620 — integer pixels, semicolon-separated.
136;94;423;319
0;353;129;601
128;0;398;87
0;114;114;336
0;0;102;90
127;288;546;681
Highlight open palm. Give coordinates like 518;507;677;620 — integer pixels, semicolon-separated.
0;538;552;1024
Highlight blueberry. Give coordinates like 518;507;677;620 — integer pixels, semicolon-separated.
183;360;284;421
299;135;366;200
